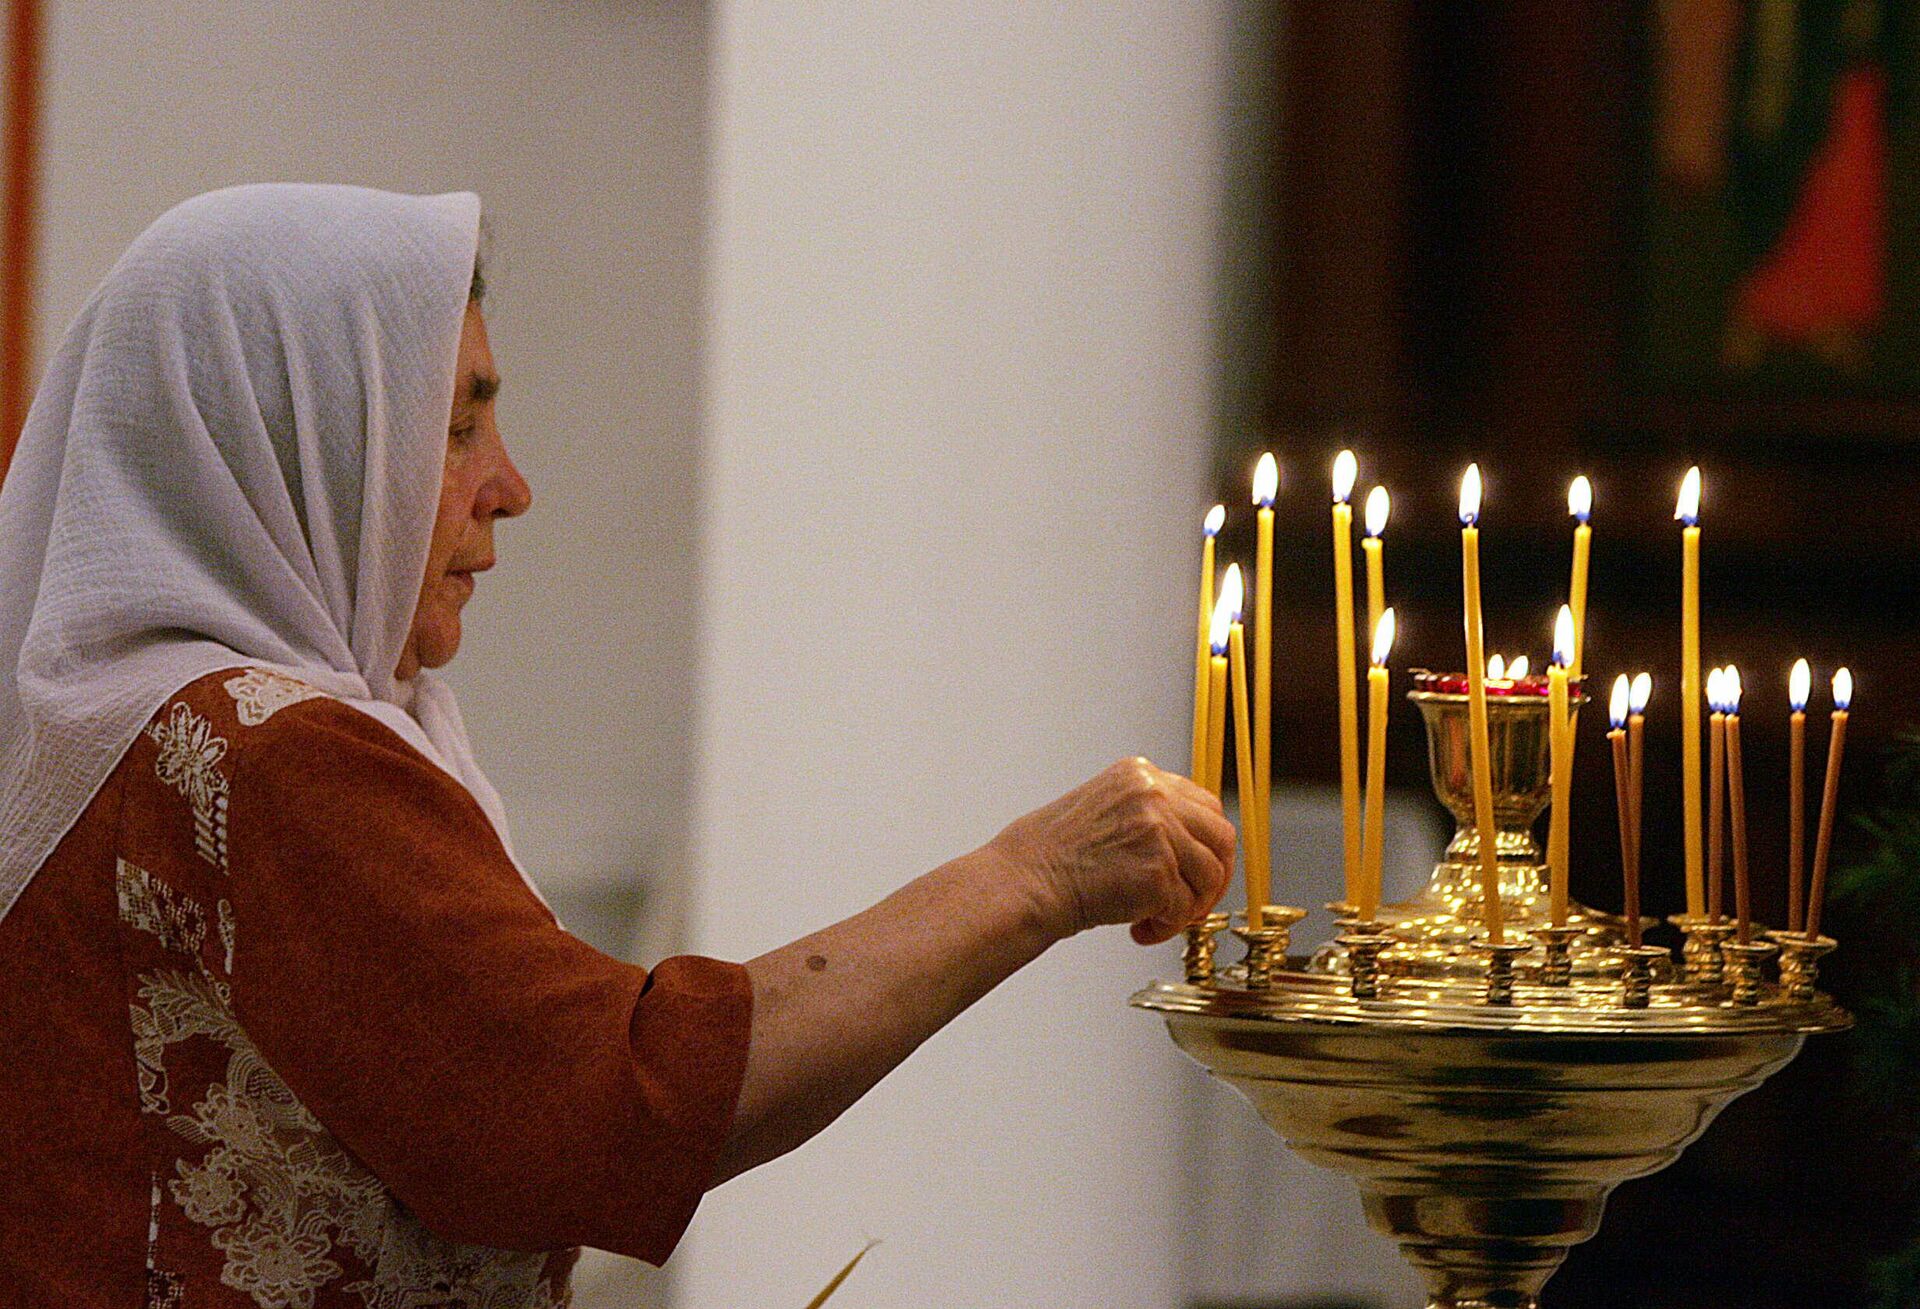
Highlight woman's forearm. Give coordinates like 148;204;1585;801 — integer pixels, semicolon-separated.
704;758;1235;1187
710;845;1057;1185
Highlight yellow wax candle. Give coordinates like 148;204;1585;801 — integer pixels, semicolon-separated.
1677;466;1704;917
1360;607;1396;923
1628;673;1651;863
1546;605;1575;927
1206;650;1229;799
1206;570;1240;798
1568;476;1592;680
1229;621;1266;928
1805;668;1852;941
1332;449;1361;907
1459;464;1504;941
1608;676;1641;947
1190;505;1224;783
1788;657;1810;933
1252;454;1278;894
1363;485;1389;635
1707;667;1727;925
1725;665;1752;944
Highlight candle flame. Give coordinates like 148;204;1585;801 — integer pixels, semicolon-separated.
1833;667;1853;711
1332;449;1358;504
1253;453;1279;508
1707;666;1725;713
1459;463;1482;525
1568;475;1592;524
1364;484;1390;537
1610;674;1630;728
1370;606;1397;666
1486;652;1506;681
1630;672;1652;715
1675;465;1700;526
1790;657;1811;712
1724;663;1743;715
1552;605;1575;669
1209;565;1241;656
1507;655;1530;680
1203;503;1225;537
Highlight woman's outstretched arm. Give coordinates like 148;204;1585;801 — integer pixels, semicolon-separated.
711;757;1234;1184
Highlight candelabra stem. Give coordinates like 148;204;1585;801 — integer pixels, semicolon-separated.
1182;912;1230;985
1768;931;1837;1004
1722;939;1779;1006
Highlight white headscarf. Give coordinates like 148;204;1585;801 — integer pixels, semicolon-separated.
0;183;538;921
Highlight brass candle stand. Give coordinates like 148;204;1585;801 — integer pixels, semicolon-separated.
1136;674;1850;1309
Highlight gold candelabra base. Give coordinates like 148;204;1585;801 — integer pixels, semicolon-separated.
1135;957;1848;1309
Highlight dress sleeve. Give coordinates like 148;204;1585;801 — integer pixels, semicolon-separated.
221;696;751;1264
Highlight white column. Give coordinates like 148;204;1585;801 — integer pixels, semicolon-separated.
689;3;1229;1304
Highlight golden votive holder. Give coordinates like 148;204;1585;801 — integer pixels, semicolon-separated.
1617;943;1669;1009
1721;937;1780;1006
1472;935;1533;1006
1334;918;1391;999
1670;914;1737;986
1530;924;1582;987
1231;906;1306;992
1182;913;1231;984
1770;931;1838;1004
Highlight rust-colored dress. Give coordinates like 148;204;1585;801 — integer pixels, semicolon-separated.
0;668;752;1308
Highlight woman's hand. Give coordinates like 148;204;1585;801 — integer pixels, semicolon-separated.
987;757;1236;945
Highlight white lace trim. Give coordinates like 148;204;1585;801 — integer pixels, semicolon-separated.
130;966;569;1309
223;668;328;727
145;702;230;871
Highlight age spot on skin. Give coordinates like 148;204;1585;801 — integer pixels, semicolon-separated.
806;954;828;972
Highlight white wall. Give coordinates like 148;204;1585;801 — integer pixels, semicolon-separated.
687;4;1232;1305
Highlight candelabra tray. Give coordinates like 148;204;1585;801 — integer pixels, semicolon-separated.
1136;966;1851;1034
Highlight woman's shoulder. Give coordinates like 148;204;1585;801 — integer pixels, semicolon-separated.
138;666;435;785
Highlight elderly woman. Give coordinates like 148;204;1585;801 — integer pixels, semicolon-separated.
0;185;1232;1305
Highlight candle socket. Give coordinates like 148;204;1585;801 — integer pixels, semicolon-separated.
1336;918;1391;999
1472;937;1533;1006
1530;925;1583;988
1183;912;1231;985
1669;914;1736;987
1768;931;1837;1004
1233;907;1306;993
1617;944;1669;1009
1721;939;1779;1007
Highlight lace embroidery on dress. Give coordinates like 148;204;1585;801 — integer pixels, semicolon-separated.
145;702;230;871
129;965;568;1309
118;859;207;959
218;899;237;974
147;1169;188;1309
224;669;328;727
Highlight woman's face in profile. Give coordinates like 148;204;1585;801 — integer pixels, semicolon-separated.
396;302;531;681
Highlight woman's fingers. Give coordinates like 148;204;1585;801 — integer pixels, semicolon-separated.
1131;812;1229;943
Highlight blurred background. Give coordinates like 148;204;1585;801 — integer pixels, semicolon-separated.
3;2;1915;1306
